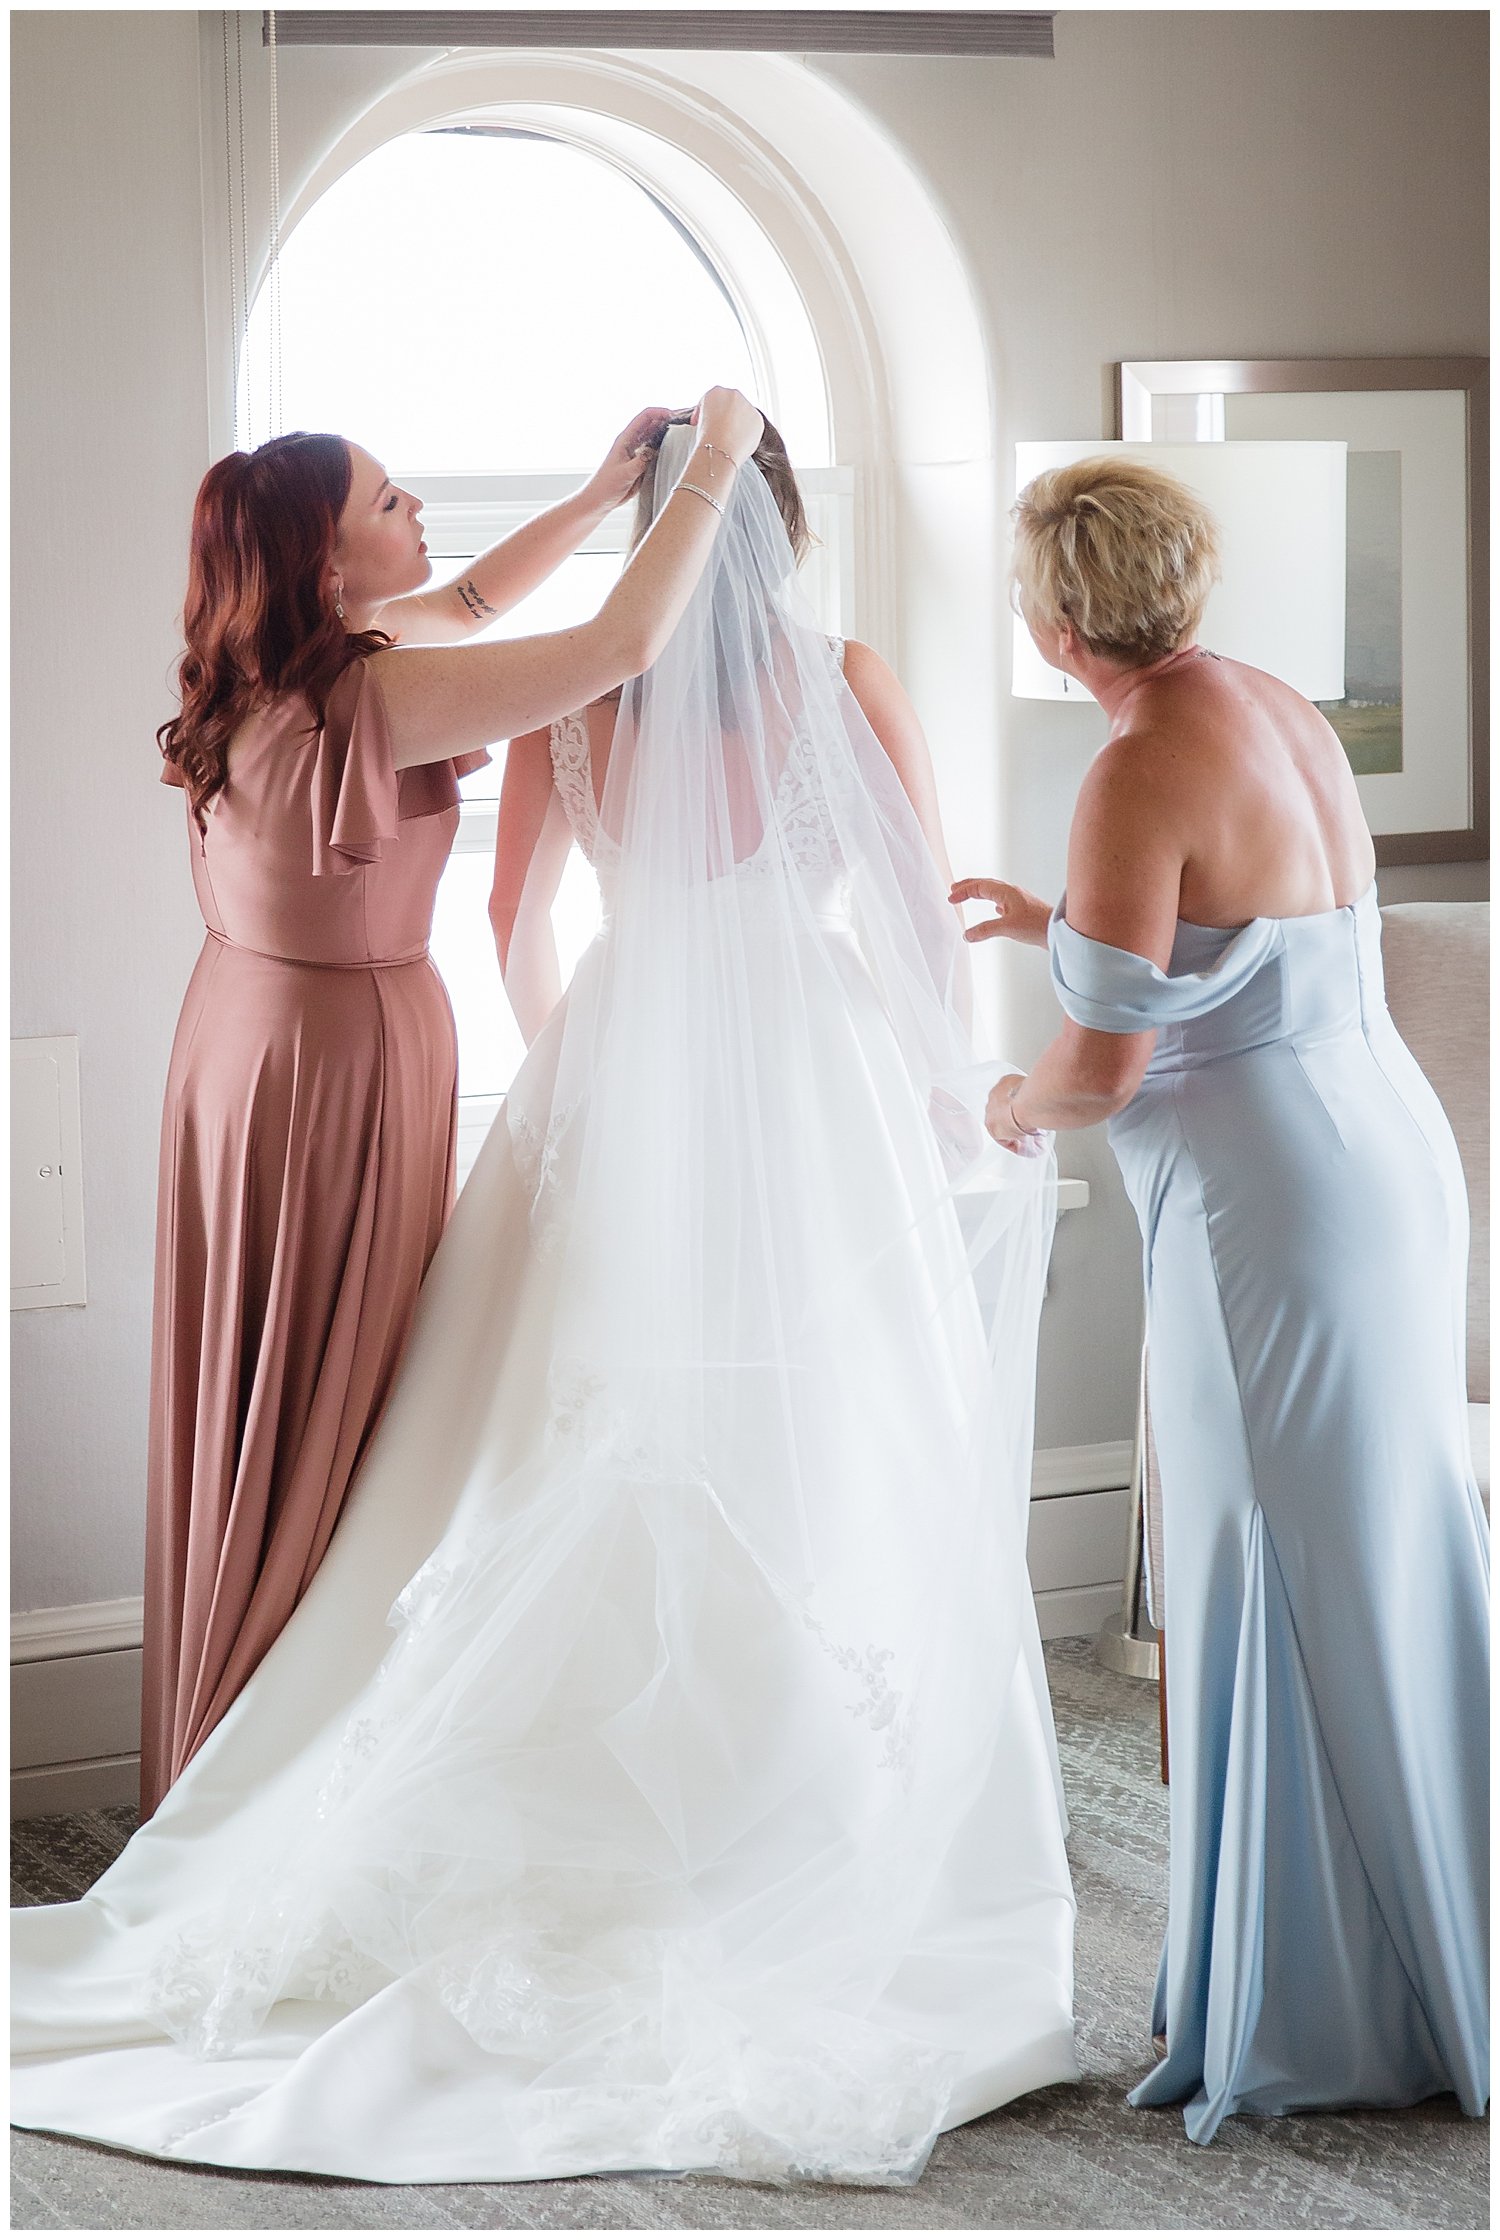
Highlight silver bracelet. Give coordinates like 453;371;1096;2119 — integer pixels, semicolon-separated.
676;479;725;519
698;440;736;479
1006;1083;1043;1137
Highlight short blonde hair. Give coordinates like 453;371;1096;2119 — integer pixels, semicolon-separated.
1011;456;1221;666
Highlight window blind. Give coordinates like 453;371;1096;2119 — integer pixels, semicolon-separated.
260;11;1055;58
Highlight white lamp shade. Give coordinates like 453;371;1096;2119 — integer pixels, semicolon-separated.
1012;440;1347;702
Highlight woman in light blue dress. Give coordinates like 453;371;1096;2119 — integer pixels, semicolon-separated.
955;456;1488;2144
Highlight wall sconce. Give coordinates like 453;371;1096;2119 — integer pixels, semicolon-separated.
1012;439;1348;703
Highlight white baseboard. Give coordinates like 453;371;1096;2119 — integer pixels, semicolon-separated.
13;1751;139;1819
11;1595;145;1663
1027;1483;1130;1591
1034;1582;1125;1640
1030;1440;1134;1499
12;1590;1125;1811
11;1442;1133;1808
8;1442;1132;1662
12;1635;143;1819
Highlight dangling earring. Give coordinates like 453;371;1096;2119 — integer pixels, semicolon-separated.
333;575;345;621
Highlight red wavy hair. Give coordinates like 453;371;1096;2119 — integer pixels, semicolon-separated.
158;432;391;821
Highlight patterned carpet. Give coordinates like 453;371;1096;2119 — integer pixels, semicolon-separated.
11;1639;1488;2231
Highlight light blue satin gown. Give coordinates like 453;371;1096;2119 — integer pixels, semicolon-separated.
1048;884;1488;2145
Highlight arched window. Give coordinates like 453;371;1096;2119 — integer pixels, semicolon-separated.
243;125;846;1168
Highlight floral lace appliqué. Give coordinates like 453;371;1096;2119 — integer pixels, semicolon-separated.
801;1615;912;1777
508;1102;576;1257
548;712;619;869
545;1355;711;1491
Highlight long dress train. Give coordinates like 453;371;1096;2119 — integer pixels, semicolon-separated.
13;444;1076;2186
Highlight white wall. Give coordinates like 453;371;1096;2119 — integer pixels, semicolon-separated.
11;9;1487;1616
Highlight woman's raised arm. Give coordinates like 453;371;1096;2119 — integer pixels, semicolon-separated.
372;388;762;770
374;407;673;647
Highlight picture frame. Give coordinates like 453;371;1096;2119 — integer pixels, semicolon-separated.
1117;357;1488;865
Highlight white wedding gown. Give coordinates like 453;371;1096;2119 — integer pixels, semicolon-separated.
13;455;1076;2188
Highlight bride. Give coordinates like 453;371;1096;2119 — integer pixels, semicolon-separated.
12;418;1076;2188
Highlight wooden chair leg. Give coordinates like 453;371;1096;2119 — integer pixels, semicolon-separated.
1158;1631;1169;1785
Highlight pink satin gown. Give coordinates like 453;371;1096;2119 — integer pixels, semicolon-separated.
141;659;486;1815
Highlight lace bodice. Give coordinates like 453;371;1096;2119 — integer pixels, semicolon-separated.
546;708;611;868
547;637;849;883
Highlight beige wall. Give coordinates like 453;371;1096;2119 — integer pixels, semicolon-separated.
819;9;1488;1446
11;10;1487;1613
13;11;210;1611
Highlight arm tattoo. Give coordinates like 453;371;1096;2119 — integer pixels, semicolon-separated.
456;576;497;622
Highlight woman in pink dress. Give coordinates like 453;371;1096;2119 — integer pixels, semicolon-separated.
142;389;764;1816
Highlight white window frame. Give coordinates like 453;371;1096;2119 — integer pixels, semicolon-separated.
412;466;856;1178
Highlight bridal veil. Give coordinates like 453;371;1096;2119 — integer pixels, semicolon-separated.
13;425;1075;2186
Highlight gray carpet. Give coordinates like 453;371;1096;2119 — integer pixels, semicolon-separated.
11;1640;1488;2231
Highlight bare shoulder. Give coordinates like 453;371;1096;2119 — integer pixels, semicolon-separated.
506;722;553;760
838;639;919;729
1073;733;1194;900
361;638;461;713
839;638;898;693
365;638;457;679
1078;726;1183;821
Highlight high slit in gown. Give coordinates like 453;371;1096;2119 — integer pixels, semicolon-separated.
1048;883;1489;2143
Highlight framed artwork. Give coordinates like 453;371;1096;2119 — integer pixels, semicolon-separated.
1117;358;1488;865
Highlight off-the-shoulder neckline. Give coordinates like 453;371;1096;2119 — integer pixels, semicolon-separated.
1052;881;1378;972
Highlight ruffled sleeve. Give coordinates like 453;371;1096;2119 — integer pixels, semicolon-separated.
1047;894;1283;1032
310;660;490;878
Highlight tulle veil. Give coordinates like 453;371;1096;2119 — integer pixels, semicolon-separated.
143;422;1070;2185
